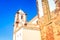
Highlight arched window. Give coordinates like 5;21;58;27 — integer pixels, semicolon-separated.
21;15;23;19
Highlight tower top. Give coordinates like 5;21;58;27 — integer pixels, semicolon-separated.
17;9;25;15
18;9;24;13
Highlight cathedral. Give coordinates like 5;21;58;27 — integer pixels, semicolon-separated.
13;0;60;40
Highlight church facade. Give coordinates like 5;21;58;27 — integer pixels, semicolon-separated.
13;0;60;40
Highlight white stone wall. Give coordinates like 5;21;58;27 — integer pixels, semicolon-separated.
16;28;23;40
32;18;38;24
23;29;41;40
13;33;15;40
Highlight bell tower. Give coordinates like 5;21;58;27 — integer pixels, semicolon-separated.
13;9;26;40
14;9;26;31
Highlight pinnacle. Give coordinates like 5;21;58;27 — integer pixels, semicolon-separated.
18;9;25;14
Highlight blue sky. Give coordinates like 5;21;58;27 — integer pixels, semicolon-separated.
0;0;37;40
0;0;55;40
